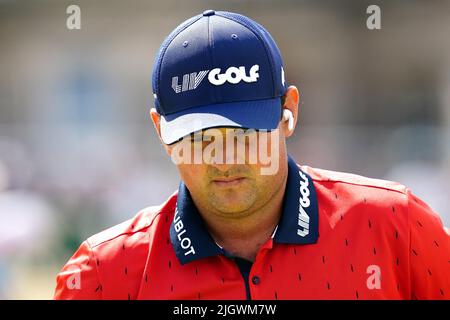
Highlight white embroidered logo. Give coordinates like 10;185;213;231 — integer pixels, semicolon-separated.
297;171;310;237
208;65;259;85
172;70;209;93
171;64;260;93
173;208;196;256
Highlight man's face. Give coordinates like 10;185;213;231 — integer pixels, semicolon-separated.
164;124;289;218
152;86;299;218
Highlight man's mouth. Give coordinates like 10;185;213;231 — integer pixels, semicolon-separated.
211;177;246;187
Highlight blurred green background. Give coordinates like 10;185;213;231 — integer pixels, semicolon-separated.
0;0;449;299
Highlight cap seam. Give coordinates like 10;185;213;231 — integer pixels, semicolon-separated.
207;16;218;103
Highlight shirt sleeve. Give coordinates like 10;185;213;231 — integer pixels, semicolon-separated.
407;189;450;299
54;240;103;300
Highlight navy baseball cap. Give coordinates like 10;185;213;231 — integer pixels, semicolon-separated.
152;10;288;144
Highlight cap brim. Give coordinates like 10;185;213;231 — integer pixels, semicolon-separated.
160;98;281;144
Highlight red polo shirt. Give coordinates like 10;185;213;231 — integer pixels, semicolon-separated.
54;156;450;299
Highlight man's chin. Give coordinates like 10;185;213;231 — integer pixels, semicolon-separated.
212;208;254;219
207;180;258;216
209;197;256;218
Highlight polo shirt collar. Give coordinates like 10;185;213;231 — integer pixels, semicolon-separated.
170;155;319;265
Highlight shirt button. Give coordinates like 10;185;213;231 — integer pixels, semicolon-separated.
251;276;261;285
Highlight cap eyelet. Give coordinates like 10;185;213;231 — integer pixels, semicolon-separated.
231;34;238;39
182;41;189;47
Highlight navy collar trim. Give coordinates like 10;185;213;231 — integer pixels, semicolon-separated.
273;156;319;244
170;155;319;265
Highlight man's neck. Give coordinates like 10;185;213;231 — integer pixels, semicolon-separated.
192;173;288;262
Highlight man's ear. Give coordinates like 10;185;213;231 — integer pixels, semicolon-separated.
150;108;174;156
150;108;162;138
282;85;299;138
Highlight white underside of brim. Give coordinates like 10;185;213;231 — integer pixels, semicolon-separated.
160;113;242;144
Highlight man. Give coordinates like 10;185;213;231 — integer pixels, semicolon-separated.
54;10;449;300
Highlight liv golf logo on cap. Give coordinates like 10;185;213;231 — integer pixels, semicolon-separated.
172;65;260;93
